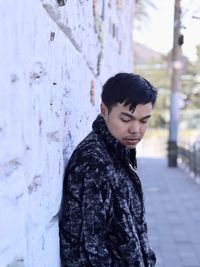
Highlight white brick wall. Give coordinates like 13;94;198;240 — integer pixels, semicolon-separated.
0;0;134;266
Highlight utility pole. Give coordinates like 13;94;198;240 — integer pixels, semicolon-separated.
168;0;183;167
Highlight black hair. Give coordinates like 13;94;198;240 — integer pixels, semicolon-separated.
101;72;158;112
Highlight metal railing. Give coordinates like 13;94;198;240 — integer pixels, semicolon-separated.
178;141;200;181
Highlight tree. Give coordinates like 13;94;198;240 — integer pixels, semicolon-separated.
134;52;171;128
181;44;200;110
134;0;157;29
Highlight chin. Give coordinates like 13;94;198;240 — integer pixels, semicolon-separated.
126;144;137;149
122;142;137;149
119;139;138;149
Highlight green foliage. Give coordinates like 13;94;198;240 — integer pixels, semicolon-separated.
134;1;200;129
196;44;200;61
134;55;171;129
181;45;200;110
134;43;200;129
134;0;157;29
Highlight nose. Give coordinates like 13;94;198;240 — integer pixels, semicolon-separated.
128;121;139;134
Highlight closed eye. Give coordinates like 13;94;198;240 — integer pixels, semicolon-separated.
140;120;148;124
120;118;131;123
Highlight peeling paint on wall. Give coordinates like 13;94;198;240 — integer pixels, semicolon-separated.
50;31;55;41
28;175;42;194
29;61;47;85
47;131;60;143
6;258;25;267
90;80;95;106
10;74;18;83
0;0;134;266
0;159;21;177
97;51;103;76
57;0;65;7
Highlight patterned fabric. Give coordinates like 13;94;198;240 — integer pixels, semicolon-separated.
59;114;156;267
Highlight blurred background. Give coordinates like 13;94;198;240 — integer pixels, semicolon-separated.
134;4;200;266
134;0;200;160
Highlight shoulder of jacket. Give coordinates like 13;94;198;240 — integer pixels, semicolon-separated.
73;132;107;160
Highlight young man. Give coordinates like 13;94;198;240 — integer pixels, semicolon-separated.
59;73;157;267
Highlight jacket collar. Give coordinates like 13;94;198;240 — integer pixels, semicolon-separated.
92;114;137;169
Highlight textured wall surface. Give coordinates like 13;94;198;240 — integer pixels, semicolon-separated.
0;0;134;266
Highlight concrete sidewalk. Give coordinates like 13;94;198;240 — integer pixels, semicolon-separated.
138;157;200;267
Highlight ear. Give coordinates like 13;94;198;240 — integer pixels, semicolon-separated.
100;102;108;120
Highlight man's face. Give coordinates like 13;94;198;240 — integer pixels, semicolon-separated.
101;102;153;149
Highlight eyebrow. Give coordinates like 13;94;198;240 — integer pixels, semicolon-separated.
120;112;151;120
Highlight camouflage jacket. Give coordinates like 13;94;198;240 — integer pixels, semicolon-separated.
59;115;156;267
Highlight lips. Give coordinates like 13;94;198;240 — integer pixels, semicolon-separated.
126;139;139;144
123;138;140;146
124;137;140;142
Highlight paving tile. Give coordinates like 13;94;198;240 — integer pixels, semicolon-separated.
138;157;200;267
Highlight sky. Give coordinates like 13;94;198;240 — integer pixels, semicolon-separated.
134;0;200;61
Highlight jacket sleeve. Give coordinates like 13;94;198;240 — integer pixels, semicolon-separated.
59;161;112;267
139;215;156;267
